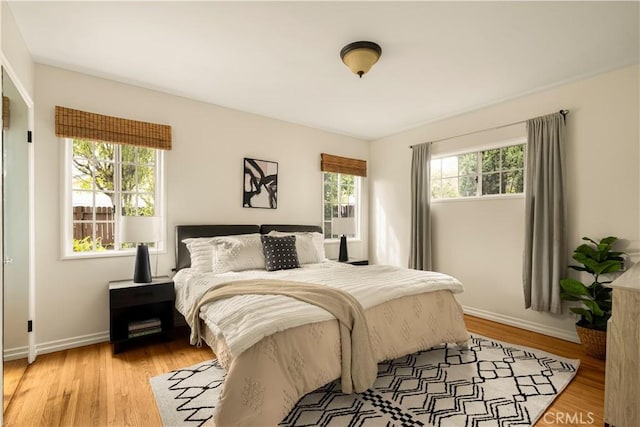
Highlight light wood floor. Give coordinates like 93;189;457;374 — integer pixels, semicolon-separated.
3;359;28;413
4;316;604;426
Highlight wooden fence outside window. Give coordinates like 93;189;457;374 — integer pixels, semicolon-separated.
72;206;115;248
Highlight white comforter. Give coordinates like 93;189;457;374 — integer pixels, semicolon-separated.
174;261;463;358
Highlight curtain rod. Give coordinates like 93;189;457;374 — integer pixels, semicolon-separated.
408;109;569;149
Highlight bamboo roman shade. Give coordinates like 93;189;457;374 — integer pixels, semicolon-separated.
55;106;172;150
320;153;367;177
2;96;9;130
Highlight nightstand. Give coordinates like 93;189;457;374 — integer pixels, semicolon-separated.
334;258;369;266
109;276;175;354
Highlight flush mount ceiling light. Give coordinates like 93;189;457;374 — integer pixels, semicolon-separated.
340;41;382;78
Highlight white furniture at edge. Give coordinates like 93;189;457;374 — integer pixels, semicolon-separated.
604;261;640;427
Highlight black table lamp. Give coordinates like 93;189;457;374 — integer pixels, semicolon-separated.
332;217;355;262
120;216;160;283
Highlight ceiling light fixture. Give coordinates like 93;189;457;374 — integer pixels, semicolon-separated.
340;41;382;78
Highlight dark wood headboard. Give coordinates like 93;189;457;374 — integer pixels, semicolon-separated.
260;224;322;234
174;224;322;272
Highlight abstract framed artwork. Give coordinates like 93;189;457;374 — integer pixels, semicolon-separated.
243;158;278;209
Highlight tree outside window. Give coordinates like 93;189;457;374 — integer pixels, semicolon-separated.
323;172;358;238
70;139;159;253
431;143;525;200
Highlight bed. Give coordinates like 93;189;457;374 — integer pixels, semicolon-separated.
173;224;470;426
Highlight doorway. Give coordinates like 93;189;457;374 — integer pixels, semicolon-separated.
2;65;32;413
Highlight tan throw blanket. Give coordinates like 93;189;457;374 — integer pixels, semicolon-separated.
187;279;377;393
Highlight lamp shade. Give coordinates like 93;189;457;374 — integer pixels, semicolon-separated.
119;216;160;244
332;217;355;236
340;41;382;78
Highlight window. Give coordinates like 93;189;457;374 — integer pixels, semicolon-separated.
431;143;525;200
322;172;360;239
64;138;165;256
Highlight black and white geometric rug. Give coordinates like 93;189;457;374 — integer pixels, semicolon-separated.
150;334;579;427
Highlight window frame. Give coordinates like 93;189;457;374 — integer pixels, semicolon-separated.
431;137;527;202
61;138;167;259
322;172;362;241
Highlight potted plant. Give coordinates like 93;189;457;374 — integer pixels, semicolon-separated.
559;236;625;359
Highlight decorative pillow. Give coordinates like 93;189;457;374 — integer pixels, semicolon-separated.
268;231;326;264
182;237;216;273
260;235;300;271
210;234;266;273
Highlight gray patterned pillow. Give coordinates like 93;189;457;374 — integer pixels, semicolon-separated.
260;235;300;271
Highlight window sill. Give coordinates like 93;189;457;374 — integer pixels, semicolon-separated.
432;194;524;203
61;248;167;261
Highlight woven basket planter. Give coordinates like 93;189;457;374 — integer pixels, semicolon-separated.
576;325;607;359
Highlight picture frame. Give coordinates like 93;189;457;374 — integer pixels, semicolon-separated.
243;157;278;209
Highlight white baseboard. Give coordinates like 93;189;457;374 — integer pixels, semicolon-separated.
463;306;580;343
4;345;29;361
35;331;110;357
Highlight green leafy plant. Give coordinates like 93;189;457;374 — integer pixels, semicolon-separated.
73;236;106;253
559;236;625;331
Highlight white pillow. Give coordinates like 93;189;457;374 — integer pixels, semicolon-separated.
210;234;265;273
268;231;326;264
182;237;216;273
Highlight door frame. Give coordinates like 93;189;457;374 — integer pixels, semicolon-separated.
1;54;36;363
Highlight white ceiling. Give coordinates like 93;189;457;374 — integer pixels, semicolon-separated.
7;1;640;140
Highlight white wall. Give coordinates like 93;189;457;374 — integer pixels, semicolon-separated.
1;2;34;100
34;64;369;353
369;65;640;341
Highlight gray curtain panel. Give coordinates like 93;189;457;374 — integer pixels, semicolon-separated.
523;112;567;314
409;142;432;271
